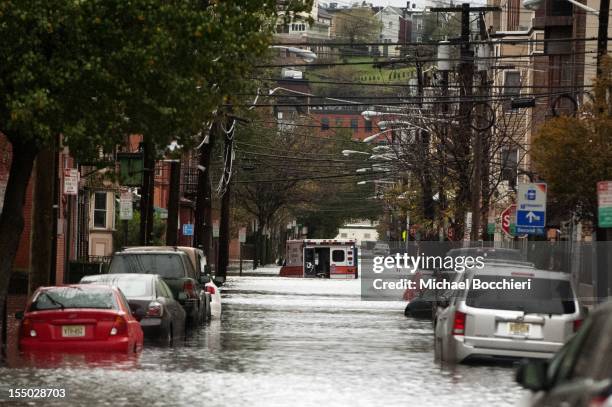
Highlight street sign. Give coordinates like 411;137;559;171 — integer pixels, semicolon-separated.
597;181;612;227
63;168;79;195
212;220;219;238
182;224;194;236
516;183;547;235
463;211;472;241
117;153;144;187
501;204;516;236
119;191;133;220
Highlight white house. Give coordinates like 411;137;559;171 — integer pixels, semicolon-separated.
335;220;379;246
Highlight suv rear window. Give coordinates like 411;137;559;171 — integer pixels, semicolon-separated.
110;253;185;279
30;287;118;311
466;276;576;314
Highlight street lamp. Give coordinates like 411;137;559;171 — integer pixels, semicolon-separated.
363;130;393;143
342;149;371;156
269;46;318;62
523;0;599;14
357;180;396;185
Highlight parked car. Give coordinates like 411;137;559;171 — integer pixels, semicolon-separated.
16;285;143;353
446;247;530;265
173;246;220;319
109;247;208;327
434;262;584;363
404;270;457;320
80;273;186;344
515;300;612;407
373;242;390;256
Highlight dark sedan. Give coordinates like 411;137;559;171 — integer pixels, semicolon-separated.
80;273;186;345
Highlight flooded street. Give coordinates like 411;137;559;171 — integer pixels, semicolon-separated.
0;276;527;406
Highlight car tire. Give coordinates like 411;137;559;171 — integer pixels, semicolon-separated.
166;325;173;346
205;294;212;321
434;337;442;362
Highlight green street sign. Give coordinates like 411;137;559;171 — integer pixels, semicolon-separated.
598;181;612;228
117;153;144;187
487;223;495;235
599;207;612;228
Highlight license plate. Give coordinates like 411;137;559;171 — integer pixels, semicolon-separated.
62;325;85;337
509;322;530;335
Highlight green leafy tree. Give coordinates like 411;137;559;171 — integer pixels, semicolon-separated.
531;64;612;224
0;0;311;335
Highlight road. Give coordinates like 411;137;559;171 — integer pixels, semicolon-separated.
0;275;527;406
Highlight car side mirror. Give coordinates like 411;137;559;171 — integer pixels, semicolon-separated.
516;359;549;391
199;274;211;284
204;265;212;276
14;311;24;320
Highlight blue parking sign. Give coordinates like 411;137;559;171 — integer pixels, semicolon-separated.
516;183;547;235
182;224;194;236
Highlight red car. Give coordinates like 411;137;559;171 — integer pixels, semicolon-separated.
17;285;144;353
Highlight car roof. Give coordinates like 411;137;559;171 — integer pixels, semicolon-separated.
81;273;157;281
116;247;187;256
465;263;571;280
38;284;118;292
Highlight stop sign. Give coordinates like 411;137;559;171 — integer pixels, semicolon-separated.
501;204;516;236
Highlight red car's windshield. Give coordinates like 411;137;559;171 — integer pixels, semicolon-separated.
29;287;119;311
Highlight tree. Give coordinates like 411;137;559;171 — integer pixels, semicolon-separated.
334;8;382;47
531;73;612;222
0;0;311;351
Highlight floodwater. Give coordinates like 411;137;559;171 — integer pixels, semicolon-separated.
0;275;527;406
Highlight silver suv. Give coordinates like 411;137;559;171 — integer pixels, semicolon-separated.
434;262;584;363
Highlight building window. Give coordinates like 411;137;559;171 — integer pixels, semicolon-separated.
388;21;393;28
501;148;518;184
350;118;358;132
340;232;348;238
332;250;345;262
503;71;521;111
93;192;107;228
335;118;343;126
321;117;330;130
364;233;371;239
365;120;373;132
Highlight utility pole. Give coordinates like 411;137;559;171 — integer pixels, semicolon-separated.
415;54;435;232
596;0;610;301
194;120;218;261
139;140;155;246
217;119;235;283
165;160;181;246
596;0;610;78
477;12;493;241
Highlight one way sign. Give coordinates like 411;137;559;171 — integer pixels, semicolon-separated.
516;182;547;235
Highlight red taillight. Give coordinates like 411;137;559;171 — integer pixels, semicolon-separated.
146;301;163;318
573;318;583;332
453;311;466;336
205;285;216;295
110;316;127;336
588;395;608;407
21;318;35;337
183;281;195;297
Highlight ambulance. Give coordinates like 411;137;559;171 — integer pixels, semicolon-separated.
279;239;358;279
